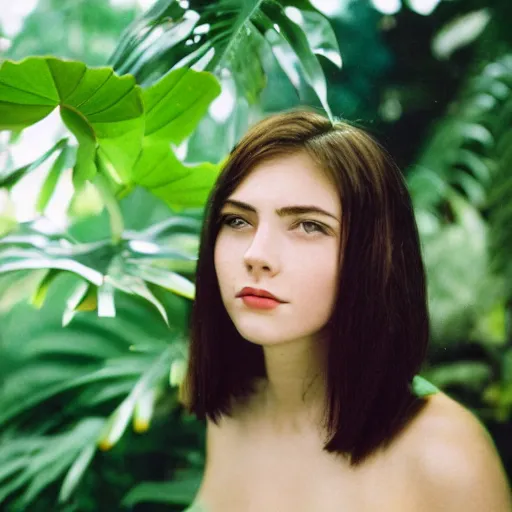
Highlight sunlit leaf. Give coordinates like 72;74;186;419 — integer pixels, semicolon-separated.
132;141;221;209
0;56;145;186
126;262;195;300
133;387;158;433
110;0;338;115
143;67;221;144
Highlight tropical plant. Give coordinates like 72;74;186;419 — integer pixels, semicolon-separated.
0;56;221;319
0;1;342;508
110;0;341;163
0;55;221;509
409;53;512;425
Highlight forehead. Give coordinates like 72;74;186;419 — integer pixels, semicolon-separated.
230;152;339;210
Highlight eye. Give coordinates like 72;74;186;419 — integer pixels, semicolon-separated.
296;220;328;235
220;214;248;229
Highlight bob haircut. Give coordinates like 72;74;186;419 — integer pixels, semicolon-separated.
183;109;430;467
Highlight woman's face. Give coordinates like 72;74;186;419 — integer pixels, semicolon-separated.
214;151;341;346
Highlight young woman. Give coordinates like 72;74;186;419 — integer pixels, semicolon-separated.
180;110;512;511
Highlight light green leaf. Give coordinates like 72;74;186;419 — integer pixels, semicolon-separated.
105;264;169;325
98;348;173;450
424;362;491;391
68;179;105;218
60;108;98;189
92;169;124;243
115;11;200;77
292;8;342;68
143;67;221;144
0;458;27;483
110;0;336;116
97;279;116;318
126;262;195;300
169;358;187;387
133;387;158;433
0;256;104;286
133;141;221;209
0;56;145;186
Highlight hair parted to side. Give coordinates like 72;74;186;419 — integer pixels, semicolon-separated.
182;108;430;467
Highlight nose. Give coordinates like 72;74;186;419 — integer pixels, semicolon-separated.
243;227;280;277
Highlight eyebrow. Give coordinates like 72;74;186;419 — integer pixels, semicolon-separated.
222;199;340;223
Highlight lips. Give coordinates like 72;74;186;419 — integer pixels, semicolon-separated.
235;287;286;303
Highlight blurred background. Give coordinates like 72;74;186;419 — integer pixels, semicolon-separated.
0;0;511;510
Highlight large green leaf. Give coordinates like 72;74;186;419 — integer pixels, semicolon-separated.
0;57;145;189
143;66;221;144
132;140;221;209
110;0;339;117
122;67;222;208
0;62;218;319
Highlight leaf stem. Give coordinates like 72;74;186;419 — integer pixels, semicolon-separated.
93;173;124;245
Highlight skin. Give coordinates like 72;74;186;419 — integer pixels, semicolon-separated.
197;151;512;511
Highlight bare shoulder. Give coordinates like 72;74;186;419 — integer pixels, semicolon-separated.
407;391;512;511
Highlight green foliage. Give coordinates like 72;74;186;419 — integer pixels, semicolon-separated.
0;54;221;508
111;0;340;116
409;51;512;435
0;56;221;326
109;0;341;165
409;54;512;347
1;0;512;509
0;56;221;198
0;270;197;509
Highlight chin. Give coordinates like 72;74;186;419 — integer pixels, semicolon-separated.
238;325;304;347
233;322;288;346
243;335;286;346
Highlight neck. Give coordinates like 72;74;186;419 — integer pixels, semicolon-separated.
258;336;328;433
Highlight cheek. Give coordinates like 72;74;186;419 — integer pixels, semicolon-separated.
291;250;339;307
213;235;234;288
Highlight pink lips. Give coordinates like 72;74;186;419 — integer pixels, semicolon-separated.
236;287;286;310
240;295;282;310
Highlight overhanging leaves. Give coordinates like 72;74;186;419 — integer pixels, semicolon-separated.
0;56;145;188
132;140;221;209
0;219;198;325
109;0;340;117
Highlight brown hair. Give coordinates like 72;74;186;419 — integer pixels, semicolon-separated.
183;109;430;467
